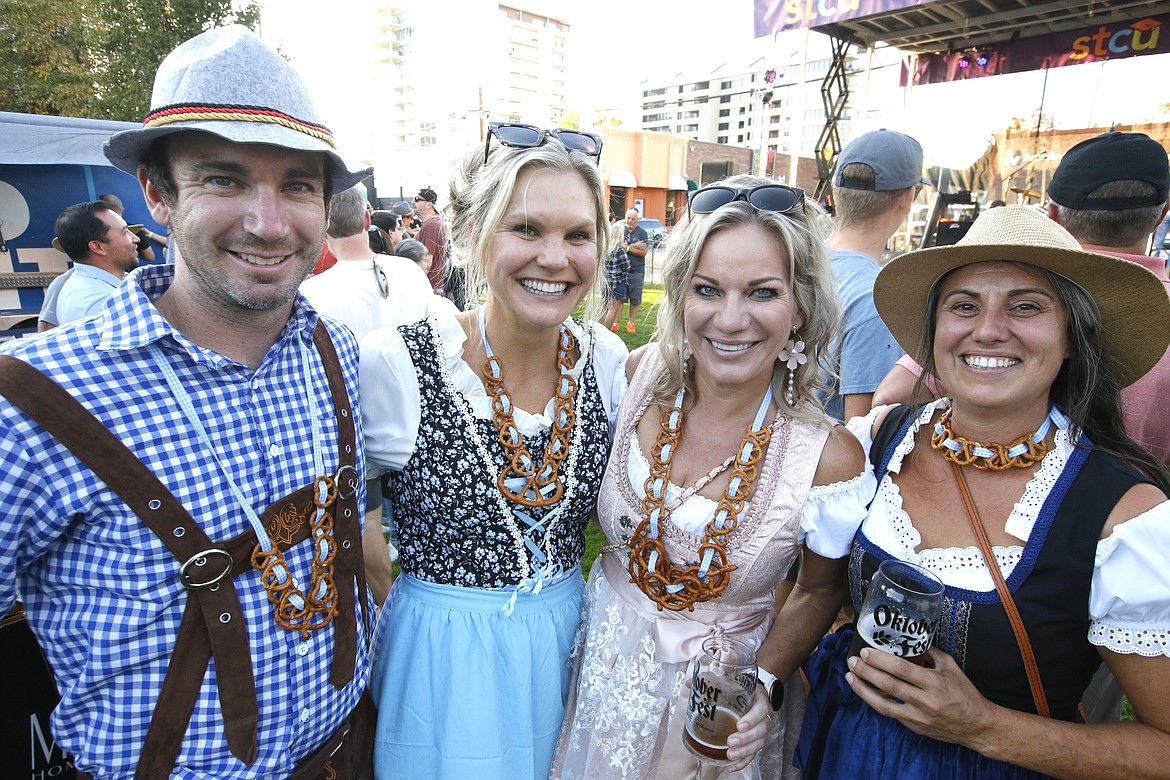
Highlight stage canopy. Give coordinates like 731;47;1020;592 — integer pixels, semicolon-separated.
755;1;1170;84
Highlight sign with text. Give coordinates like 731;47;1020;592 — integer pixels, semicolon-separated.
905;15;1168;85
754;0;931;36
2;609;75;779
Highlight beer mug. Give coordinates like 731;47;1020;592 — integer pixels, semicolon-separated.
683;636;757;765
850;559;945;664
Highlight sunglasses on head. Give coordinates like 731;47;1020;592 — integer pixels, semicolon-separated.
484;122;603;165
688;184;805;217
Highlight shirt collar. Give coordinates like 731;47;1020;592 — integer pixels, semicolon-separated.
98;264;321;356
71;262;124;286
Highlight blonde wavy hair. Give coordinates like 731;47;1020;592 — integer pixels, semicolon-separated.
651;174;840;424
445;140;609;322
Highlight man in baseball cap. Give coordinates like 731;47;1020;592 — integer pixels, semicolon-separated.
0;25;375;778
1045;131;1170;456
412;186;449;294
818;129;930;420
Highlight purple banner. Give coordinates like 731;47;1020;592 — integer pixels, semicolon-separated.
754;0;931;37
905;14;1169;86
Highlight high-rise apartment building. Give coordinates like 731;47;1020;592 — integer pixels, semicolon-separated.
261;1;572;199
633;33;883;180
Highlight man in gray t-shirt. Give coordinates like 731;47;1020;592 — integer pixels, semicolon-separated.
819;129;927;420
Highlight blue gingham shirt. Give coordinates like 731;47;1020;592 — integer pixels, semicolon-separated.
0;264;370;779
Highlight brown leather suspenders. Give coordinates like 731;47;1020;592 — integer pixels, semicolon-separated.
0;322;369;778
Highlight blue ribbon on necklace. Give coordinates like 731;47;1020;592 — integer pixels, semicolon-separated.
935;405;1068;459
647;383;773;594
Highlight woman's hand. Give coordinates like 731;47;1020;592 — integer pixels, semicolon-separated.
723;685;772;771
846;646;997;746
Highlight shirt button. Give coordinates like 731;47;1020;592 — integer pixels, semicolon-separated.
299;709;311;724
297;643;309;657
269;443;282;458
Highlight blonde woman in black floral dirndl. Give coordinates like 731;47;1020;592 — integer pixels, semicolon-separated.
360;127;628;780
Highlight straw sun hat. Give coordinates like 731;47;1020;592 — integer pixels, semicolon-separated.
873;204;1170;387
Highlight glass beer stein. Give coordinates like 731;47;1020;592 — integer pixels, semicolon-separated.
850;559;945;664
683;636;757;765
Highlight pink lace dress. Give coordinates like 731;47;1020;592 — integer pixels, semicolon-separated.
550;349;870;780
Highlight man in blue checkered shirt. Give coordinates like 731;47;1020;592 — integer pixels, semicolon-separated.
0;27;379;779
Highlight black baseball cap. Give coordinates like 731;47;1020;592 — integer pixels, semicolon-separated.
1047;131;1170;210
415;187;438;204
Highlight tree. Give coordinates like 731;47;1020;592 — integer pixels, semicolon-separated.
0;1;95;116
0;0;259;121
89;0;261;121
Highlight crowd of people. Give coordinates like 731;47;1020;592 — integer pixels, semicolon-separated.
3;23;1170;780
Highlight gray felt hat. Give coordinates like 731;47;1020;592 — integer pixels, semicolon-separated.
104;25;371;194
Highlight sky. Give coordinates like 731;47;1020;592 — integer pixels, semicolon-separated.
269;0;1169;172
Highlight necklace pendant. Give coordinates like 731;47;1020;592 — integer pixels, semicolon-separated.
499;471;564;508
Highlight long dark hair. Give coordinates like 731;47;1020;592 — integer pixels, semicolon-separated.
912;265;1170;493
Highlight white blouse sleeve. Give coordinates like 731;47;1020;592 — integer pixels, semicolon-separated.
1088;500;1170;657
799;464;876;559
846;405;891;463
358;311;466;478
585;322;630;433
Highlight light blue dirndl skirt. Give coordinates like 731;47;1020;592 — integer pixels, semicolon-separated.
369;567;584;780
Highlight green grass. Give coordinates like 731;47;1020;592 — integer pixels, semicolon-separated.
582;285;661;578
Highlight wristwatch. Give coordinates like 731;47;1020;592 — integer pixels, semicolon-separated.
756;667;785;711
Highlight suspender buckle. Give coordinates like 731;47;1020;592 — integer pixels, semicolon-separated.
178;548;234;590
333;464;359;501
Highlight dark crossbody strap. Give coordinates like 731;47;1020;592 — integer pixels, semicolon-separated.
0;321;366;776
869;403;915;477
949;462;1052;717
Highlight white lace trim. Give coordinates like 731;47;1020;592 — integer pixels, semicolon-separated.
808;468;871;498
881;398;1078;566
1088;621;1170;657
919;544;1024;576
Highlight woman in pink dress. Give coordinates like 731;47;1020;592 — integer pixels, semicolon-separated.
551;175;874;779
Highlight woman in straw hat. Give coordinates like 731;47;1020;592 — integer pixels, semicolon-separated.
795;205;1170;778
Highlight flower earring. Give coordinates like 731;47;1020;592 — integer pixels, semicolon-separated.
778;330;806;406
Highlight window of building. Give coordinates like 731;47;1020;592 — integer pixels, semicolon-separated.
718;122;729;130
718;109;730;117
643;87;667;97
769;130;779;139
717;135;728;144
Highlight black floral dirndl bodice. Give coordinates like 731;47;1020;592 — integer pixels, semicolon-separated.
387;318;610;588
